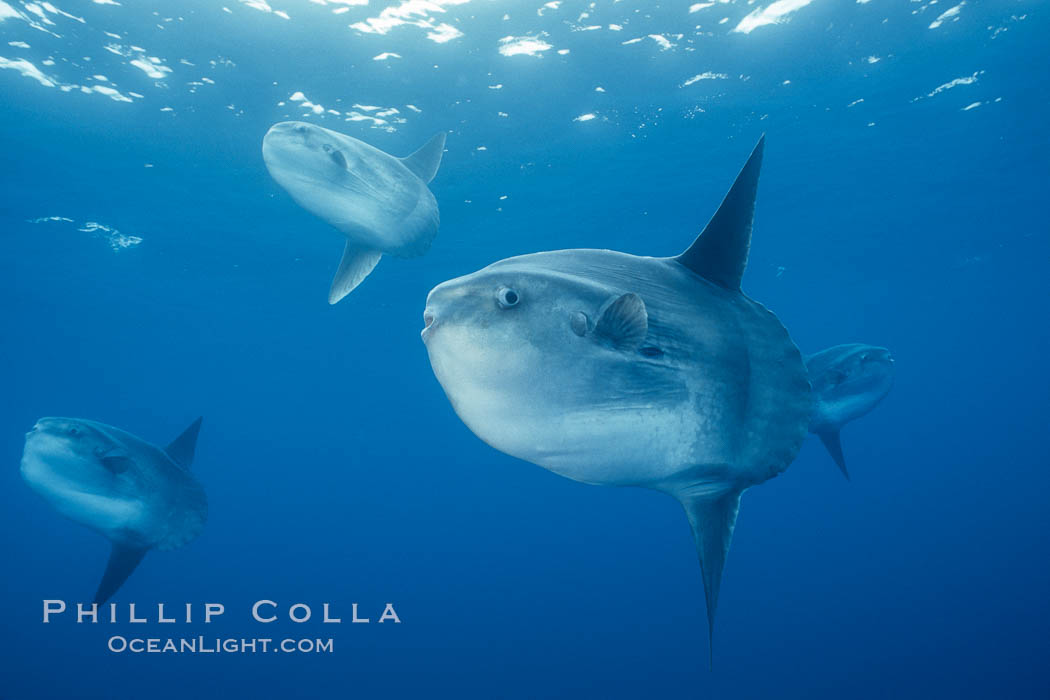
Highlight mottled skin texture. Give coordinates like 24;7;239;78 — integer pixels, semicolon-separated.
21;418;206;551
263;121;439;256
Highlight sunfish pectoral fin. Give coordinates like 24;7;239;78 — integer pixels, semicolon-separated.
101;455;134;474
817;430;850;480
166;417;203;470
329;243;382;304
675;135;764;291
94;544;148;604
400;132;446;184
593;293;648;350
678;488;743;670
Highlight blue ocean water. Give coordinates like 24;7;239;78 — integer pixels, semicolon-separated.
2;1;1048;697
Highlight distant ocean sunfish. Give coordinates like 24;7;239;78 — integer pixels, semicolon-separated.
806;343;895;479
421;137;814;664
21;417;206;603
262;121;446;303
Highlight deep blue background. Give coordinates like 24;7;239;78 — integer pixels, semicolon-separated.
1;1;1048;697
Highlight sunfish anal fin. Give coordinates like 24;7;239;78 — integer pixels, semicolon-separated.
593;293;648;350
675;136;764;291
166;417;203;470
94;545;148;604
400;132;446;184
817;430;850;480
678;488;743;670
329;242;382;304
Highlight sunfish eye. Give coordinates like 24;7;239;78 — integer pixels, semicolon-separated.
68;427;79;436
496;287;520;309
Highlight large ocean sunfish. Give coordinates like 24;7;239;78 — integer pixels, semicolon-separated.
21;417;206;603
420;138;813;662
262;121;446;303
806;343;895;479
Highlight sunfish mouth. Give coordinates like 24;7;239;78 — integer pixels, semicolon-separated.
421;310;436;339
864;348;893;363
25;421;63;442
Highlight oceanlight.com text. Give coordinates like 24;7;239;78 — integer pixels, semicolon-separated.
107;636;334;654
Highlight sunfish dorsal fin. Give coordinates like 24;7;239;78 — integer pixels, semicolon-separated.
817;430;850;480
678;488;743;669
400;132;446;184
94;545;148;604
329;242;383;304
166;417;203;470
675;136;765;290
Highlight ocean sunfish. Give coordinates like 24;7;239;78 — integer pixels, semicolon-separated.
262;121;446;303
21;417;206;603
806;343;895;479
420;137;813;663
